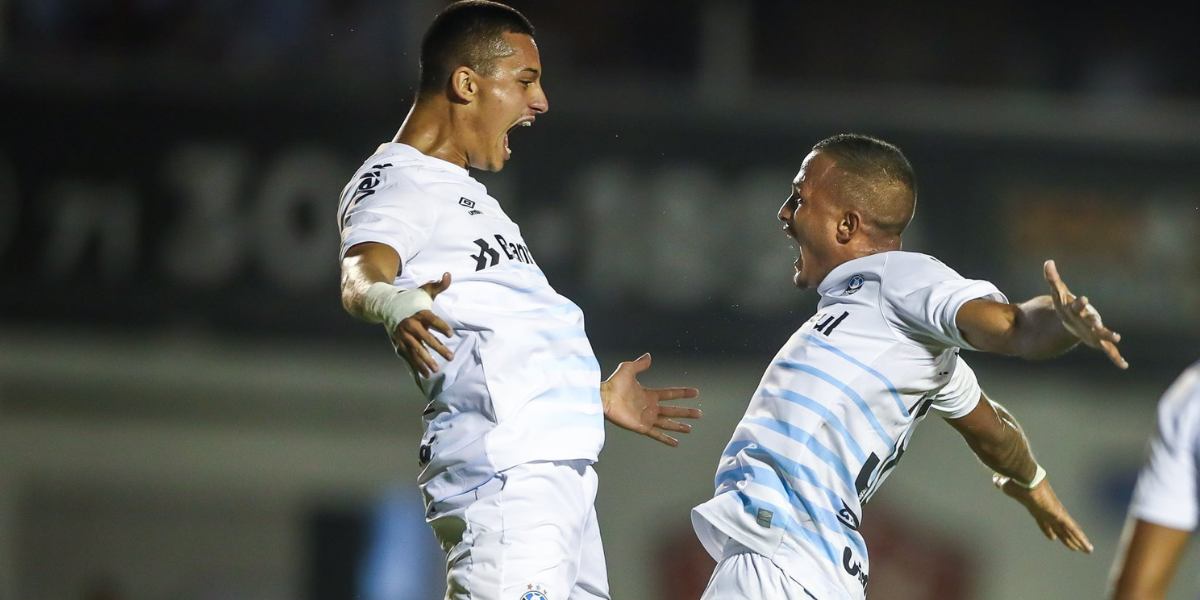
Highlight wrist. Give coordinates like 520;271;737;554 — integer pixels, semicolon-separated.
1014;464;1047;489
363;281;433;331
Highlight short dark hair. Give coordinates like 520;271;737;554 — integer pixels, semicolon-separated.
812;133;917;235
418;1;535;96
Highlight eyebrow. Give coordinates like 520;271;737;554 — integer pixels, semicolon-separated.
519;67;540;77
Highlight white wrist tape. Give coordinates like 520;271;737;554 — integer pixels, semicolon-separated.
363;282;433;333
1014;465;1047;489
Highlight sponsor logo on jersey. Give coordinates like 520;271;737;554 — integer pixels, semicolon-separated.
846;274;864;295
519;583;549;600
459;197;482;215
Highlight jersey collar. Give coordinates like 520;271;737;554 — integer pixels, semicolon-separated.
816;252;891;298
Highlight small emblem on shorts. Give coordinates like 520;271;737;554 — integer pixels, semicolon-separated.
756;508;773;528
846;274;864;295
519;583;549;600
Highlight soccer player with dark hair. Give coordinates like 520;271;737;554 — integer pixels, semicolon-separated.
336;2;700;598
692;133;1125;599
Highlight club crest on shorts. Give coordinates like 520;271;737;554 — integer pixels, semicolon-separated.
519;583;549;600
845;274;864;295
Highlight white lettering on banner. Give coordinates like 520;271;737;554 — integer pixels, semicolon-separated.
41;181;139;282
0;155;16;262
577;161;797;313
254;148;345;291
162;144;249;287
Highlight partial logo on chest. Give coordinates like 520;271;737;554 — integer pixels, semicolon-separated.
518;583;550;600
470;234;536;271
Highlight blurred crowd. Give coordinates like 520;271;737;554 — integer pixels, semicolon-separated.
4;0;1199;98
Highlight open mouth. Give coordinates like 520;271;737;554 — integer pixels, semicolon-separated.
504;118;534;157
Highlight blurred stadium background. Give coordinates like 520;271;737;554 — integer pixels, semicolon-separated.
2;0;1199;598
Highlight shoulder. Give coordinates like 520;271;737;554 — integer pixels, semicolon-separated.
1157;362;1200;437
879;252;966;291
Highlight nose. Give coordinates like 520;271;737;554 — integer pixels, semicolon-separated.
530;83;549;115
778;195;796;223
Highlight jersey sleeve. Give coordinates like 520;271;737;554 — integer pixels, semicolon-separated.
881;254;1007;351
338;175;435;262
1128;366;1200;531
927;355;982;419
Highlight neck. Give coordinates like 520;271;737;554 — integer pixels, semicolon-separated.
394;97;471;168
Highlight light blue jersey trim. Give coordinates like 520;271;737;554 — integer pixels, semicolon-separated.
515;302;584;317
803;333;909;418
736;420;856;493
758;387;869;463
775;360;895;449
734;495;842;567
715;465;868;558
540;355;602;372
540;326;589;341
536;385;602;404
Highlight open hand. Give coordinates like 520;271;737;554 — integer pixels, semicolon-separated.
391;273;454;378
1044;260;1127;369
993;472;1094;553
600;353;701;446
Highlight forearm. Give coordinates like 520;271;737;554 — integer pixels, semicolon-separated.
1009;295;1080;360
960;400;1040;485
341;258;394;323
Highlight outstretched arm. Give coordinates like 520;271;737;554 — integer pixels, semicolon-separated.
1108;517;1191;600
341;241;453;377
956;260;1126;369
946;394;1093;553
601;353;702;447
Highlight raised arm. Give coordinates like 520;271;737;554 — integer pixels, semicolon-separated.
945;394;1093;553
341;241;453;377
955;260;1126;369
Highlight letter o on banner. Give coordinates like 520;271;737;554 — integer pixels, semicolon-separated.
255;147;346;292
0;155;17;263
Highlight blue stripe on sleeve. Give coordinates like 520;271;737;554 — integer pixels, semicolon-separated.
802;333;909;418
775;360;895;449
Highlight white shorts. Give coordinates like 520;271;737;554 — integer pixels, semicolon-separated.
427;460;609;600
701;540;820;600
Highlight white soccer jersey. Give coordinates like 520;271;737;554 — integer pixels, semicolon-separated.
337;143;605;504
692;251;1005;600
1129;362;1200;531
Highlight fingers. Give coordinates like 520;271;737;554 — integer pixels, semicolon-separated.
394;312;455;377
658;404;703;420
646;427;680;447
1101;340;1129;369
420;272;453;299
1043;260;1072;307
654;417;692;434
1056;521;1094;553
654;387;700;401
627;353;652;373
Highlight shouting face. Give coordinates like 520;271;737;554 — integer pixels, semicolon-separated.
465;32;549;171
778;151;846;289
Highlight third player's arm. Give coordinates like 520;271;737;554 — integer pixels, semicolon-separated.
946;396;1094;552
955;260;1126;368
1109;517;1191;600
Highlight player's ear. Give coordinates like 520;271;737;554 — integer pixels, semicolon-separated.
837;211;860;243
450;66;477;103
